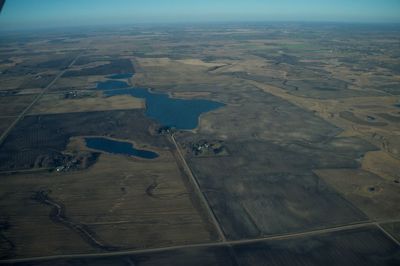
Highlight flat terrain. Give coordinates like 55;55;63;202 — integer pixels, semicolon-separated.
30;92;144;115
6;227;400;266
0;118;14;136
0;152;217;259
315;169;400;220
0;110;169;171
0;95;37;117
382;222;400;242
0;23;399;265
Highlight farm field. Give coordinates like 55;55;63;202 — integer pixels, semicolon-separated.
0;23;399;265
7;227;399;266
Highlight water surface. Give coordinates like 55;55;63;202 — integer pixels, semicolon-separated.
104;88;225;130
85;137;159;159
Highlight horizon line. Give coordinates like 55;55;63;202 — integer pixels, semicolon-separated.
1;19;400;33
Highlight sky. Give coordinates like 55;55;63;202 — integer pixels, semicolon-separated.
1;0;400;30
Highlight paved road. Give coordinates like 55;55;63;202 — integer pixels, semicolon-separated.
0;52;83;146
170;134;227;242
1;218;399;264
1;55;399;264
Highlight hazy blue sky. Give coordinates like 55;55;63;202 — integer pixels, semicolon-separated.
1;0;400;29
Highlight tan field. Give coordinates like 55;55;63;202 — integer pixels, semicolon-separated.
30;92;144;115
0;23;399;264
0;149;217;258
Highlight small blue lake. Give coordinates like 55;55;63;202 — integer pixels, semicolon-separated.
104;88;225;130
108;73;134;79
96;80;130;90
85;137;159;159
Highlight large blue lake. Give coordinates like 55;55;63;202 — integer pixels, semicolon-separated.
104;88;225;130
85;137;159;159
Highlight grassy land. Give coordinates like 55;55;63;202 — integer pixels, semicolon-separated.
0;24;399;263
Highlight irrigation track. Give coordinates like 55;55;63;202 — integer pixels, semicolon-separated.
170;134;227;242
1;218;399;264
0;51;84;146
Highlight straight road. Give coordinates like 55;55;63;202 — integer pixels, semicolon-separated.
1;218;399;264
170;133;227;242
0;52;83;146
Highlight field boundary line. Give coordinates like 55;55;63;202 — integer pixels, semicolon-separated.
376;222;400;246
170;134;227;242
2;220;400;264
0;51;83;146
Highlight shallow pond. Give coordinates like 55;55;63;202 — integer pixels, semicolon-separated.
85;137;159;159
